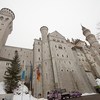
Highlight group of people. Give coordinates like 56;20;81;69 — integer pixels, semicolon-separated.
47;91;62;100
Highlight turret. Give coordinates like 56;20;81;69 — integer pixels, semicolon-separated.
81;25;99;47
81;25;91;37
40;26;54;97
0;8;15;51
0;8;15;20
40;26;48;43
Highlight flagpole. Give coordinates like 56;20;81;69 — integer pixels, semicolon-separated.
21;61;25;100
29;61;33;100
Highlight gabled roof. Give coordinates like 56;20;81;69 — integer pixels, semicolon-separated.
49;31;65;39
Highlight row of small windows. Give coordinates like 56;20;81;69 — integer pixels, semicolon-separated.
61;69;74;72
55;45;66;50
77;53;84;56
79;58;87;62
6;63;10;66
53;39;64;43
57;54;68;58
0;16;9;21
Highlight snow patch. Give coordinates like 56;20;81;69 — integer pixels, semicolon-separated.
96;78;100;86
82;93;96;96
13;81;28;95
0;82;6;94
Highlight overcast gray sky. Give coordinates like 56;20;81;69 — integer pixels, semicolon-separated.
0;0;100;49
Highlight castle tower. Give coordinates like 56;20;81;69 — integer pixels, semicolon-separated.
81;25;99;47
0;8;15;52
81;25;100;73
40;26;54;97
81;25;100;53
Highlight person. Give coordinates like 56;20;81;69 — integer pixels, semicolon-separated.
38;93;41;98
47;92;50;100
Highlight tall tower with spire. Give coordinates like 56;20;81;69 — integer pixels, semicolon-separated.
0;8;15;52
81;25;100;53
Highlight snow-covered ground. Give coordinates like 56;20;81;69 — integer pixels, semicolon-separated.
96;78;100;86
0;81;47;100
0;78;100;100
0;82;6;94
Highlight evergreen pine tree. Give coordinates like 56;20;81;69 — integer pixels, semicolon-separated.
4;50;21;93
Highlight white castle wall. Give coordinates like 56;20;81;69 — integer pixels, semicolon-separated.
0;46;33;82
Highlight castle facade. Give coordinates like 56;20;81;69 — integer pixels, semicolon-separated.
0;8;100;98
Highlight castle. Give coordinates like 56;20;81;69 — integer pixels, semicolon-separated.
0;8;100;98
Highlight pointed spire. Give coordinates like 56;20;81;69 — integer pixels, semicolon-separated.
81;25;86;31
81;25;90;33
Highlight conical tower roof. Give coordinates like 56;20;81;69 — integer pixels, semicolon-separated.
81;25;90;35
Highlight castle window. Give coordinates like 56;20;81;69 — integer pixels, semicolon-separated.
53;39;56;41
39;57;40;60
0;29;1;31
58;45;62;49
6;63;10;66
5;18;9;21
61;41;64;43
1;23;4;25
62;55;64;57
0;16;4;20
57;40;60;42
64;47;66;49
57;54;59;56
69;61;71;64
38;42;40;45
82;59;84;61
45;62;47;65
61;69;63;71
66;55;68;58
55;45;57;48
38;49;40;52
